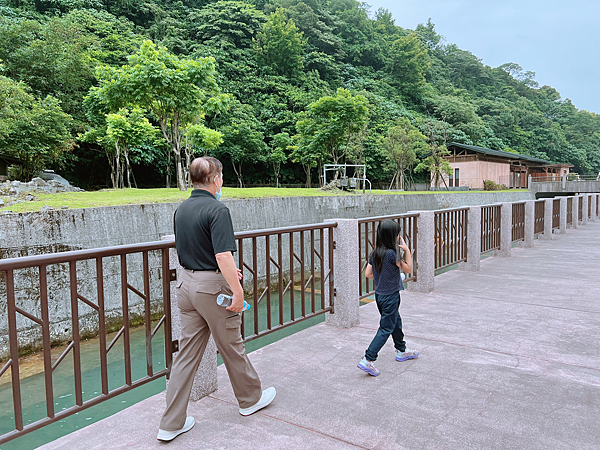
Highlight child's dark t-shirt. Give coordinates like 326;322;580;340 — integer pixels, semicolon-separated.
369;249;404;295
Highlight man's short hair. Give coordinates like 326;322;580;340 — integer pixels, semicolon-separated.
190;156;223;187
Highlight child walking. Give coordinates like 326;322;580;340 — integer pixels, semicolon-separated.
358;219;418;376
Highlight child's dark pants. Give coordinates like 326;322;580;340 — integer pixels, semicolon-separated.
365;291;406;362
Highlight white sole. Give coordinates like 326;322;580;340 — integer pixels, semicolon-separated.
239;387;276;416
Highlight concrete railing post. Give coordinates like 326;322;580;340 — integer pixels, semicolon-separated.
523;200;535;248
162;235;218;401
582;195;589;225
540;198;554;240
407;211;435;293
497;202;512;257
460;206;480;271
559;197;567;234
571;196;579;229
562;174;567;190
325;219;360;328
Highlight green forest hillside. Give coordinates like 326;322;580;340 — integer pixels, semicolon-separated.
1;0;599;190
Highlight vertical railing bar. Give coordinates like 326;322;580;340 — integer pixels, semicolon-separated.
320;228;325;311
143;251;153;377
300;231;306;317
329;227;335;311
39;265;55;419
289;233;295;321
96;257;109;395
69;261;83;406
238;238;245;340
358;223;363;296
278;234;283;327
120;255;132;386
252;237;259;337
265;236;271;331
162;249;173;372
6;269;23;431
310;229;316;314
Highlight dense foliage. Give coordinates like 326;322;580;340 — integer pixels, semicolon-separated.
1;0;599;188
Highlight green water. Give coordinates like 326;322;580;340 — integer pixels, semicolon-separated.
0;288;326;450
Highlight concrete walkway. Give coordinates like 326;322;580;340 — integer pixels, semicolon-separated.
40;222;600;450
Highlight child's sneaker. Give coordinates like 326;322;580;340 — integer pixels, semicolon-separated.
396;348;419;362
357;358;380;376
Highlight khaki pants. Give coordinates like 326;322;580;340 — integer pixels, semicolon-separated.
159;269;262;431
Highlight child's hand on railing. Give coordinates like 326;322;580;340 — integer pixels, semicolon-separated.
398;236;409;253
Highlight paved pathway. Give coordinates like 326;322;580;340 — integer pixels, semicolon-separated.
40;222;600;449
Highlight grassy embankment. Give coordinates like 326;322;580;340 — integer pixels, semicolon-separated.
0;187;497;213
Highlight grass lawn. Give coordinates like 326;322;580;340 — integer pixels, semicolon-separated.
0;187;511;213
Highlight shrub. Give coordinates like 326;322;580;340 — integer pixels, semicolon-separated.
483;180;508;191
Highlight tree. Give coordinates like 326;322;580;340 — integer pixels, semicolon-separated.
105;108;156;189
415;119;452;188
0;76;73;181
388;33;430;99
269;132;290;188
90;40;228;190
182;122;224;188
380;118;427;190
295;88;369;178
254;8;306;78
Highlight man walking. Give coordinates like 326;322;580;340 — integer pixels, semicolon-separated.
157;156;276;442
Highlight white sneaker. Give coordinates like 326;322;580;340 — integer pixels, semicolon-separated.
157;416;195;441
239;387;276;416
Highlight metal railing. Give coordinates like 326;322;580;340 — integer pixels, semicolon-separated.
235;223;336;342
552;199;560;230
358;214;418;299
0;241;175;445
534;200;545;235
0;222;336;444
567;198;573;225
481;205;501;253
512;202;525;242
434;207;468;270
578;197;583;222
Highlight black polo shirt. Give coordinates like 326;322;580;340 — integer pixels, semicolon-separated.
174;189;237;271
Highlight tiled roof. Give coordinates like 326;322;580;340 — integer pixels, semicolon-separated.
448;143;551;164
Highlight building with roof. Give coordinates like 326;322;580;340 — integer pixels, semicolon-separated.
440;143;572;189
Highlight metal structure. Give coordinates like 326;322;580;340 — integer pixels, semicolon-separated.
323;164;371;194
481;205;501;254
0;222;337;445
511;202;526;242
534;200;545;235
235;223;336;342
0;241;175;445
357;213;419;299
434;207;468;271
552;199;561;230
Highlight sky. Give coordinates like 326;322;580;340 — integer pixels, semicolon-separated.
365;0;599;114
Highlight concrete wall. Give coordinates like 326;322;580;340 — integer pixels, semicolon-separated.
0;191;534;357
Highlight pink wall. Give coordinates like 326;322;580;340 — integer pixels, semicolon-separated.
436;161;510;189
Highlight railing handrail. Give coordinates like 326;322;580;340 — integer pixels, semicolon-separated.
357;212;419;224
235;221;337;238
433;206;470;214
0;240;176;271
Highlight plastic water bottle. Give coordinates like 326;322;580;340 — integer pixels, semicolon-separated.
216;294;251;311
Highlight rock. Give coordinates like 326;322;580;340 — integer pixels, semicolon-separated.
40;205;54;212
25;194;35;202
30;177;48;187
0;199;4;207
61;205;69;209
